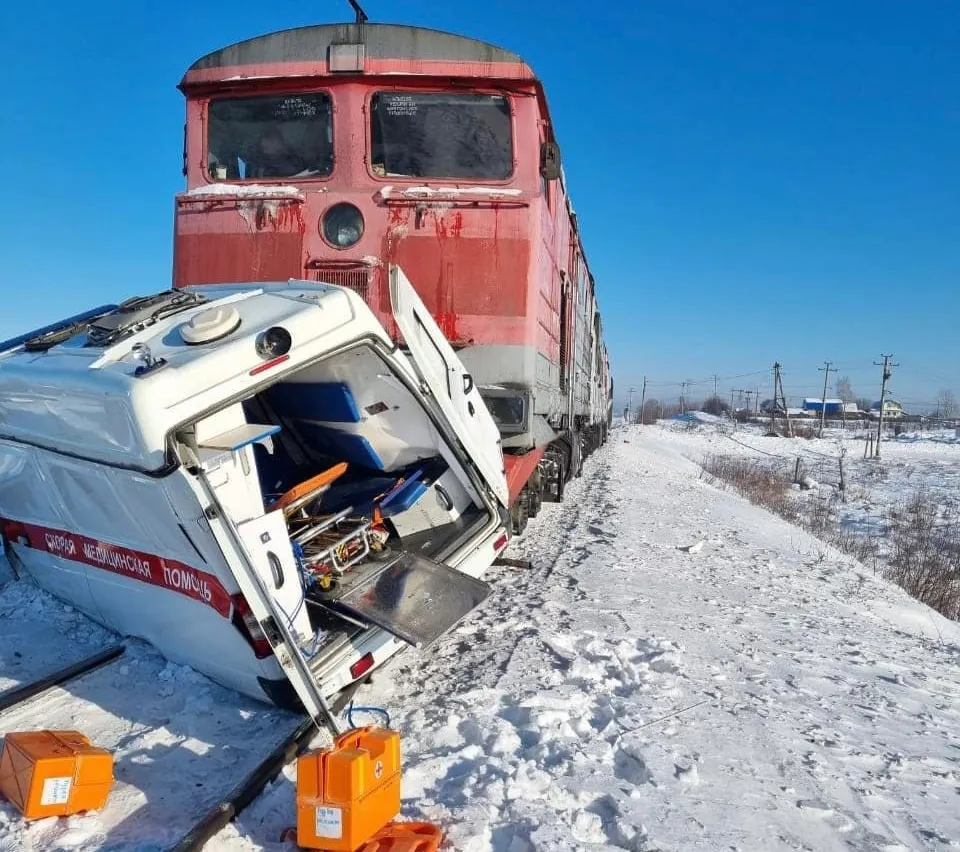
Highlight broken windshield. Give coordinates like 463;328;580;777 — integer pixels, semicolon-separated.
207;93;333;181
370;92;513;180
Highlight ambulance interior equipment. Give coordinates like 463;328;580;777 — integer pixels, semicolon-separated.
177;343;492;651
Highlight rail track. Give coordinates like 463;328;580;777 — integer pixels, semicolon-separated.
0;637;368;850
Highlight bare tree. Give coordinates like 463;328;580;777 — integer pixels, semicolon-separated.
937;389;956;420
855;396;872;414
835;375;855;403
640;398;661;424
702;395;731;416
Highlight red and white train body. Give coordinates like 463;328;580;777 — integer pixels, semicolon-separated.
174;23;612;522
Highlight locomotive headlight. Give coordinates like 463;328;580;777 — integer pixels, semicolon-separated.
321;203;364;248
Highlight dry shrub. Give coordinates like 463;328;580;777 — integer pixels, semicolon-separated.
702;455;960;621
791;424;817;440
807;492;837;537
702;455;796;521
885;493;960;620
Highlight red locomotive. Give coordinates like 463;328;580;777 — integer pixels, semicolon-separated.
173;20;612;530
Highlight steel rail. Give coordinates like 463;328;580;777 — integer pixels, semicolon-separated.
170;677;369;851
0;645;126;714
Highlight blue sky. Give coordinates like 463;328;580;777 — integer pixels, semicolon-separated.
2;1;957;410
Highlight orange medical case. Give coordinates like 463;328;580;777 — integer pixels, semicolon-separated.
0;730;113;820
297;726;401;851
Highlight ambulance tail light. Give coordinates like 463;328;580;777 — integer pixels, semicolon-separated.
230;594;273;659
350;652;374;681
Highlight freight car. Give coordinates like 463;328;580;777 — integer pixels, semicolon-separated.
173;21;613;530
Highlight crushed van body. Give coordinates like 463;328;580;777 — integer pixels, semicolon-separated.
0;268;509;719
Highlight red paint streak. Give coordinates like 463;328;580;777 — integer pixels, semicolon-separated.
250;354;290;375
1;518;233;618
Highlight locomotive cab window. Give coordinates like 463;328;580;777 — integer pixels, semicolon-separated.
206;93;333;181
370;92;513;180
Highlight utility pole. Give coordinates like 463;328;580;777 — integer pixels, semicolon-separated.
680;382;687;414
639;376;647;424
744;389;755;417
730;388;736;411
772;362;792;437
817;361;836;438
732;388;746;416
873;354;899;458
627;386;637;422
712;374;720;398
754;388;760;415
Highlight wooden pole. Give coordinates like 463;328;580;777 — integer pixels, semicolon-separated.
818;361;834;438
873;354;899;459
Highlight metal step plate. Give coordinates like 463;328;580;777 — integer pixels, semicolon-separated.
322;551;491;649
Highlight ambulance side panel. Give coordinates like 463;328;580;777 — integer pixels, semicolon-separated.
0;440;279;702
0;441;101;618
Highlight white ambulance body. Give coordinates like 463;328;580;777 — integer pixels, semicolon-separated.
0;267;509;720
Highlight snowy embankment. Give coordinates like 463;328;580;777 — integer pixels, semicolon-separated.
222;425;960;851
3;425;960;851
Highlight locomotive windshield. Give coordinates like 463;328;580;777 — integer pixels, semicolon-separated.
206;93;333;181
370;92;512;180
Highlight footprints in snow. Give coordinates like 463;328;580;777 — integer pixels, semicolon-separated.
399;632;686;851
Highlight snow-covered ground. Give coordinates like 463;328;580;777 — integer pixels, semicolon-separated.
661;416;960;564
4;424;960;850
0;574;301;851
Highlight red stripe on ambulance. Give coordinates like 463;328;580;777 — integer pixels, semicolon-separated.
1;519;232;618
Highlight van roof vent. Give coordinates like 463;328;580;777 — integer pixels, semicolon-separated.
181;305;242;345
86;291;207;348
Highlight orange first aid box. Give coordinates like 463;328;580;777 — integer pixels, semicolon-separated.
297;726;401;850
0;731;113;820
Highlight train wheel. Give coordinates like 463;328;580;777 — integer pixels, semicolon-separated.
528;480;542;518
511;489;530;535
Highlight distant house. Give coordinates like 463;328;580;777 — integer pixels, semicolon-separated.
802;398;846;416
869;400;904;419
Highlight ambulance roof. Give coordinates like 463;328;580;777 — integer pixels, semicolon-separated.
0;282;383;471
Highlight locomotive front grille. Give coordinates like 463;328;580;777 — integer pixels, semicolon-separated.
306;263;375;303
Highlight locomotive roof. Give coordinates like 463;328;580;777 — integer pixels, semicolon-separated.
187;22;525;73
